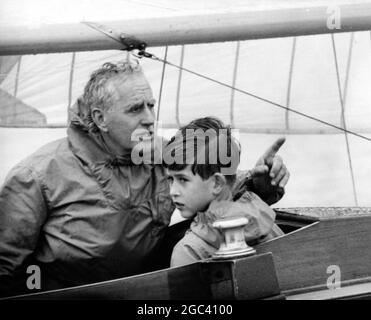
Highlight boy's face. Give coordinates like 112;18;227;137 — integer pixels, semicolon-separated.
167;166;215;219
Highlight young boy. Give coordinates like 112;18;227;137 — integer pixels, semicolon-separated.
163;117;284;267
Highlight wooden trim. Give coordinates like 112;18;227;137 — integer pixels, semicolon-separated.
6;253;281;300
257;215;371;293
286;279;371;300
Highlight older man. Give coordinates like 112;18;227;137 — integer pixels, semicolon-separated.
0;60;289;297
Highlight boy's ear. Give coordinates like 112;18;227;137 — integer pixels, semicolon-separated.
211;173;227;195
92;108;108;132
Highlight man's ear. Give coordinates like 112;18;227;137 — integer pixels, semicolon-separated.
92;108;108;132
212;173;227;196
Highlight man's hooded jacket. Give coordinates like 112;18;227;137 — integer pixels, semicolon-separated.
0;99;284;296
0;100;175;295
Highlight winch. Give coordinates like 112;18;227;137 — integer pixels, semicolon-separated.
212;217;256;260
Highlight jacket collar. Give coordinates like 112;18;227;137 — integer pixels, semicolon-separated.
190;191;258;248
67;125;133;168
67;97;134;167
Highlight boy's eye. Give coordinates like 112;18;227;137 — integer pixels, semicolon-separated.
179;177;188;183
166;176;174;183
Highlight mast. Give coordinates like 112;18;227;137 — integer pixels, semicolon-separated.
1;0;371;55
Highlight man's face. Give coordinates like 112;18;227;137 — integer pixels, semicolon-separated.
168;166;215;219
103;72;156;152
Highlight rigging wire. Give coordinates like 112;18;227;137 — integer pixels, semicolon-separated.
13;56;22;99
123;0;179;12
140;50;371;143
175;45;185;127
156;46;168;122
12;56;22;121
67;52;76;123
331;33;359;206
341;34;354;113
285;37;297;130
230;41;241;128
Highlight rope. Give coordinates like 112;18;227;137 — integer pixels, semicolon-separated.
156;46;168;122
286;37;297;130
142;51;371;143
331;33;359;206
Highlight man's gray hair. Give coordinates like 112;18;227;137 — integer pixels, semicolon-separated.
82;60;142;113
68;60;143;132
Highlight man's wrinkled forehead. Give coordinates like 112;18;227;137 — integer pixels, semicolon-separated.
108;72;153;101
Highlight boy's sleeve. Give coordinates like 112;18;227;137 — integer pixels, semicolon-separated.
170;232;215;267
227;191;283;245
0;165;48;295
170;241;200;267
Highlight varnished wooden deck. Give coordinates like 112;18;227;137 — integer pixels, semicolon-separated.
4;207;371;300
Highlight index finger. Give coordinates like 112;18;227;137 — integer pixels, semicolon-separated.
262;137;286;162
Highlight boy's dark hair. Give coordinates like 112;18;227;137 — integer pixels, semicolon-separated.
164;117;240;186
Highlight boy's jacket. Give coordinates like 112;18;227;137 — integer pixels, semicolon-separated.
171;191;284;266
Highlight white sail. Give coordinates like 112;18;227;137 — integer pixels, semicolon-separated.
0;0;371;209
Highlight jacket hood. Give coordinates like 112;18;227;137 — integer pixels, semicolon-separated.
68;96;97;133
68;98;133;167
68;97;168;168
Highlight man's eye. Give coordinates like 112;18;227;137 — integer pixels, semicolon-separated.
148;103;155;109
129;105;143;113
179;178;188;183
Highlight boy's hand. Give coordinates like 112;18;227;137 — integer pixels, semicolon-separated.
250;137;290;205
